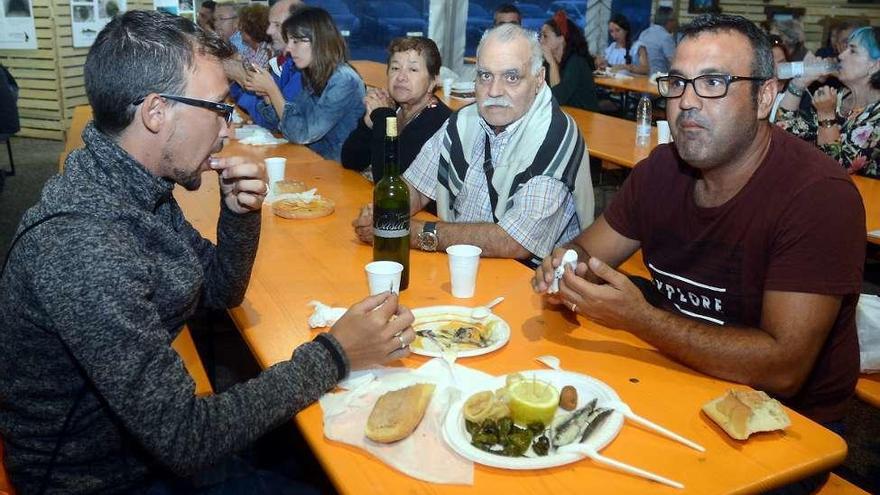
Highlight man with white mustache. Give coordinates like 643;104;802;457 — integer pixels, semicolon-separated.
353;23;594;266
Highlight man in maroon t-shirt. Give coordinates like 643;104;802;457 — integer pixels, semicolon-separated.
533;15;865;428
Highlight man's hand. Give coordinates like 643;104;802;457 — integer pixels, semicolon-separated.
352;204;374;244
223;56;247;86
557;257;650;330
329;292;416;369
211;157;268;214
244;67;276;97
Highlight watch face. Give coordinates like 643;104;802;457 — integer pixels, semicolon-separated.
419;232;438;251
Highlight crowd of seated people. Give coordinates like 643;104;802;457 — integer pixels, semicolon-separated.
5;5;880;494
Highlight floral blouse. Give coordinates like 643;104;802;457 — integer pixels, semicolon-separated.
776;90;880;178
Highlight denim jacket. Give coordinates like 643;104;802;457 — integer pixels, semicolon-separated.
257;63;365;161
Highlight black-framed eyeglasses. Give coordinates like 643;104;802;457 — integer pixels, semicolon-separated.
133;94;234;124
656;74;768;99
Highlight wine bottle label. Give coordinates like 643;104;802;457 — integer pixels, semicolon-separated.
374;209;409;238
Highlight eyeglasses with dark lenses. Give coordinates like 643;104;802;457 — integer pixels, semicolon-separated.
132;94;234;124
656;74;768;99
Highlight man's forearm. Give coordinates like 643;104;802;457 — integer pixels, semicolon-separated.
628;305;804;397
411;218;530;259
203;202;261;308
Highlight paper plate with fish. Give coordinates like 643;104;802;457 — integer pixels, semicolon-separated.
442;370;624;470
409;305;510;358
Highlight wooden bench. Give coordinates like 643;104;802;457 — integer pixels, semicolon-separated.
59;105;93;171
855;374;880;409
0;437;13;495
816;473;870;494
851;176;880;246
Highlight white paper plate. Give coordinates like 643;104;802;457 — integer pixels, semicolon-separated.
443;370;624;470
409;305;510;358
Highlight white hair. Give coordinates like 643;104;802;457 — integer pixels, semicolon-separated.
476;23;543;76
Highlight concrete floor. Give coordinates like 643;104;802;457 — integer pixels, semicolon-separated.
1;136;878;493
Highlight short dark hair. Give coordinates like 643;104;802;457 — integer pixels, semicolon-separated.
200;0;216;11
282;6;347;96
680;14;774;82
495;3;521;22
386;37;442;78
654;6;674;27
84;10;233;138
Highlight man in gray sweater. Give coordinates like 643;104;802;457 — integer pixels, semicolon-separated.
0;10;415;494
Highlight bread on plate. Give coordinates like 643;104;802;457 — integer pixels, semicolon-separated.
365;383;436;443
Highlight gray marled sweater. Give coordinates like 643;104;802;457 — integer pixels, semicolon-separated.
0;124;348;494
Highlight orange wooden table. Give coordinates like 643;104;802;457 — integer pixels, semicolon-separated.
853;175;880;245
594;74;660;96
564;106;656;168
174;141;847;495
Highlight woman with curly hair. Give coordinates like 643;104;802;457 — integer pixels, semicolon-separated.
238;4;272;68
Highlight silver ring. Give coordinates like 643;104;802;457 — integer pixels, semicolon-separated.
397;333;406;349
570;302;577;312
263;181;270;195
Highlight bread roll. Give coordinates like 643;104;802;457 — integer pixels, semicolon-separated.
366;383;436;443
272;197;334;219
702;389;791;440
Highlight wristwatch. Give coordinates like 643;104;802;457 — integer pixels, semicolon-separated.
417;222;438;252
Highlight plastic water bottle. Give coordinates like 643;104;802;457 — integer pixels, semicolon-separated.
776;60;839;80
636;95;652;147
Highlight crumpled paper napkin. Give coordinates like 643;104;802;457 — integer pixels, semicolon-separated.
238;127;286;145
319;359;494;484
307;300;346;328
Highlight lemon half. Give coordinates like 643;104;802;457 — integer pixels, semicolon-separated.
507;379;559;426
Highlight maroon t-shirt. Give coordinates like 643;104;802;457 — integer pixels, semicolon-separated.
604;125;865;423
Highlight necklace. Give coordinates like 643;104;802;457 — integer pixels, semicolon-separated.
398;95;436;131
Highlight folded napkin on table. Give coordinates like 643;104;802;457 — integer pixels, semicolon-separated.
319;359;494;485
308;300;347;328
238;127;286;145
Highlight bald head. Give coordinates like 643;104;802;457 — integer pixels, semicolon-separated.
268;0;301;52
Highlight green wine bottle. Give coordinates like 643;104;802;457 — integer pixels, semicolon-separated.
373;116;410;290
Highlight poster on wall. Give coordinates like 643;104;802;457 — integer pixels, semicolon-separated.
71;0;126;48
0;0;37;50
154;0;197;21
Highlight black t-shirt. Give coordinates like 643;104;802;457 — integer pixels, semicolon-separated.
604;125;865;423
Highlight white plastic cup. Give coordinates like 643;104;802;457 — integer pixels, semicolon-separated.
442;78;454;99
446;244;482;298
264;157;287;186
365;261;403;295
656;120;672;144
